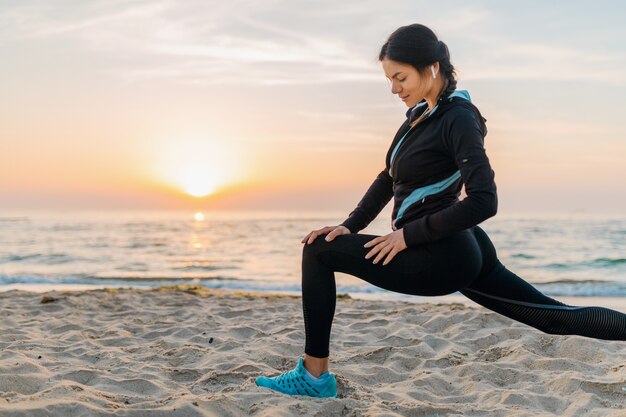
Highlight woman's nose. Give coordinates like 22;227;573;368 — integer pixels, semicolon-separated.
390;82;401;94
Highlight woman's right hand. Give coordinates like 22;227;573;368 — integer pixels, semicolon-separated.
301;225;351;245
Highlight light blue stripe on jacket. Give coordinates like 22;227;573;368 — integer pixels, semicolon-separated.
393;170;461;228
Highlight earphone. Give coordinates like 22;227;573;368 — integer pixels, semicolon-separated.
431;65;436;78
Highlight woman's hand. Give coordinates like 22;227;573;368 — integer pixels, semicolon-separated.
302;225;351;245
364;229;407;266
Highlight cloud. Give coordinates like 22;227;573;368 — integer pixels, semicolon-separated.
0;1;168;39
458;40;626;84
1;0;624;87
490;118;626;139
294;110;359;121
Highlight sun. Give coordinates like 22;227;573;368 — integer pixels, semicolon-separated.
179;166;219;197
152;134;244;199
184;183;216;197
185;183;215;197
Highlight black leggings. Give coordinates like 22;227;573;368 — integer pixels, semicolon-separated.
301;226;626;358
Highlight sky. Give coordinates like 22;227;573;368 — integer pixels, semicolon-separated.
1;0;625;214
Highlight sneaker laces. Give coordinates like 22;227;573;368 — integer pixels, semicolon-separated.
279;361;328;396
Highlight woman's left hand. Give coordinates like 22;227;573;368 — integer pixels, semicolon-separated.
363;229;408;266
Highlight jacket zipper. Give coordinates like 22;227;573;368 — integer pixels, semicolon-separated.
388;117;429;177
389;99;446;177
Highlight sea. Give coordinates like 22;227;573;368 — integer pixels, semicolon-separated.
0;210;624;306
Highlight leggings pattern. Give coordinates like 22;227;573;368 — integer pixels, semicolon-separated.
301;226;626;358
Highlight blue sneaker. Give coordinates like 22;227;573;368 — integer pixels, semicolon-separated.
255;357;337;398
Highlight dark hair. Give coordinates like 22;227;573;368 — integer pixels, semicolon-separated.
379;24;457;97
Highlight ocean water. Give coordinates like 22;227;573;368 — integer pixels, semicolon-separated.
0;210;624;302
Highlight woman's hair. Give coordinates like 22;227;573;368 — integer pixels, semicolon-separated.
379;24;457;96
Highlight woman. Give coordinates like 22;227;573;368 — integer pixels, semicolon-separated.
255;23;626;398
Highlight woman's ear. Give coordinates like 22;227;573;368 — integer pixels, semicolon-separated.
432;62;441;78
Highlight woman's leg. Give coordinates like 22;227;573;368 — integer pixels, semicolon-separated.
301;229;483;360
461;226;626;340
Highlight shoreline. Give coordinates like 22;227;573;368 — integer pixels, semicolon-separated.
2;283;626;313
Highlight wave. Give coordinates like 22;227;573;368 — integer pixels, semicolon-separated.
1;254;42;262
545;257;626;270
172;265;238;272
49;224;92;232
0;274;243;286
0;253;73;264
533;279;626;297
125;242;167;249
0;216;29;222
591;257;626;266
511;253;536;259
2;274;626;298
90;275;241;282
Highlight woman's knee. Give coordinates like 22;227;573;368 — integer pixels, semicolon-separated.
302;232;332;259
302;232;368;266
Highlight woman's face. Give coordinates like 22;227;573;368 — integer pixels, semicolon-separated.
381;57;436;108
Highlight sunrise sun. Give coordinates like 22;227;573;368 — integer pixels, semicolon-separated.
152;133;243;199
179;167;219;197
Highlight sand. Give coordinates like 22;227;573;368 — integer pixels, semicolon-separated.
0;285;624;417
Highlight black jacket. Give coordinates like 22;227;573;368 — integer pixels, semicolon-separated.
340;90;498;247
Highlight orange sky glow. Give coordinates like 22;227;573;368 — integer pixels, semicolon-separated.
1;1;625;214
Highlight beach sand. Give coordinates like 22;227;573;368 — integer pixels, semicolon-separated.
0;286;624;416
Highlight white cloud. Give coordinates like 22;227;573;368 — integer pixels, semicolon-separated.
1;0;624;87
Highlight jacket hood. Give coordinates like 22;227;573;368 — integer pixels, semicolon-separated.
405;89;488;136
